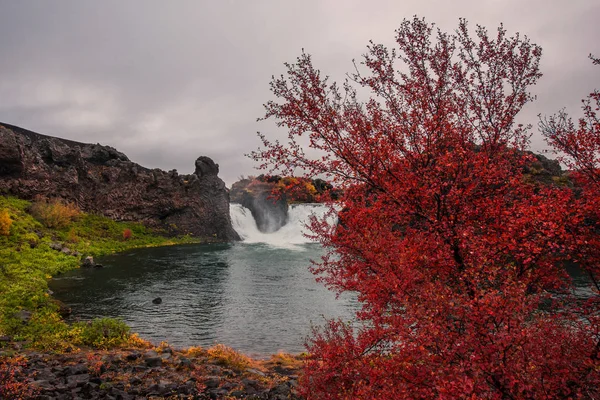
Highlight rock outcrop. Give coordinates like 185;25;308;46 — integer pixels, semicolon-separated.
0;122;240;241
230;179;289;233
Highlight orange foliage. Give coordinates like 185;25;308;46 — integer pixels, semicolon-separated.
29;198;80;229
122;228;133;241
0;209;12;236
0;356;38;399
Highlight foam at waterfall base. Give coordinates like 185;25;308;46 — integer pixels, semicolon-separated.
230;203;336;249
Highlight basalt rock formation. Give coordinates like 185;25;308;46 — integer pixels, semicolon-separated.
0;122;240;241
230;179;289;233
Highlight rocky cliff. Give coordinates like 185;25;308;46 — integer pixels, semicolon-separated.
230;179;289;233
0;122;240;241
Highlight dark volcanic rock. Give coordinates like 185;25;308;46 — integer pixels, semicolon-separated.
0;123;239;241
241;190;288;233
15;349;304;400
230;180;288;233
81;256;95;268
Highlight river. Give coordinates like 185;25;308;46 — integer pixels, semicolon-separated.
50;203;357;357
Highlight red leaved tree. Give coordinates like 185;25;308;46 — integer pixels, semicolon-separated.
253;18;599;398
540;54;600;394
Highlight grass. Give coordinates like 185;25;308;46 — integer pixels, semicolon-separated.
0;195;203;351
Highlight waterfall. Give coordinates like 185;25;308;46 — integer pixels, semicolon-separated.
230;203;336;248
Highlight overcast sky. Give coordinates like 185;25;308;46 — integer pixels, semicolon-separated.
0;1;598;185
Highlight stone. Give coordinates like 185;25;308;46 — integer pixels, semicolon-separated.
204;376;221;389
152;297;162;304
145;357;162;367
270;382;292;395
129;376;142;385
194;156;219;177
132;365;148;372
126;351;141;361
177;357;192;367
16;309;32;323
32;379;54;390
65;363;88;376
242;378;259;388
247;368;266;377
144;350;159;358
81;381;99;395
109;387;132;400
66;373;90;387
49;242;63;251
52;300;71;318
81;256;95;268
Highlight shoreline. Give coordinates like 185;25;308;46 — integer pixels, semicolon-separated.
0;195;305;398
2;343;303;399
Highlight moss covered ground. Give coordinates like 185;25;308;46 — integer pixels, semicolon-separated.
0;195;203;351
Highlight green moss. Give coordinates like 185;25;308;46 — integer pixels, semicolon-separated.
73;317;131;349
0;195;202;351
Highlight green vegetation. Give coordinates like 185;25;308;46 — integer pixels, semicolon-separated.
0;196;201;351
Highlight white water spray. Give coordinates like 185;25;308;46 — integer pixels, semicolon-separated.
230;203;336;249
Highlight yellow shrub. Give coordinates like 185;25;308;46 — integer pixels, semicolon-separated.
185;346;207;357
67;228;79;243
127;333;152;349
29;199;81;229
0;209;12;236
207;344;252;371
22;233;39;248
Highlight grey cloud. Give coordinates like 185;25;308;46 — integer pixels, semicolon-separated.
0;0;598;185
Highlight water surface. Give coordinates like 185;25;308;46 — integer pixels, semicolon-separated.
50;240;356;356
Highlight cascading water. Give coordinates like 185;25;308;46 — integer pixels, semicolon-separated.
230;203;336;248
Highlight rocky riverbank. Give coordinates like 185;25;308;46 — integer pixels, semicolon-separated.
1;343;303;399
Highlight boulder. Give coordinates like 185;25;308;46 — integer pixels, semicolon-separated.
16;309;32;323
194;156;219;177
231;180;289;233
241;190;288;233
81;256;95;268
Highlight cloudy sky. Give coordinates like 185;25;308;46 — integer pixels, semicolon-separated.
0;1;598;185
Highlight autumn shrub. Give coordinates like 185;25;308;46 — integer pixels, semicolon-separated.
0;209;12;236
29;199;80;229
122;228;132;240
254;17;600;399
0;356;38;399
185;346;207;357
66;227;79;244
207;344;251;371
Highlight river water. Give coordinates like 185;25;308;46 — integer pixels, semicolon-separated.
50;204;357;356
